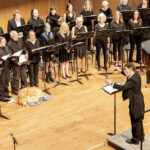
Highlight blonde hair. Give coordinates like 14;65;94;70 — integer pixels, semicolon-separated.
59;22;70;38
28;30;36;39
13;10;20;17
113;11;123;23
83;0;93;11
76;17;83;24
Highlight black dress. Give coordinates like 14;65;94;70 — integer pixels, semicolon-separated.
116;4;131;11
80;9;94;31
27;17;44;28
74;25;86;58
66;13;76;30
137;4;150;26
25;39;41;86
40;32;55;62
94;23;109;68
129;20;142;63
57;33;71;63
110;21;126;61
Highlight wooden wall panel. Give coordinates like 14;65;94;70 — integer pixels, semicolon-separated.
70;0;142;16
0;0;69;32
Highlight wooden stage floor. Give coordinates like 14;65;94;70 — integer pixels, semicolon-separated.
0;56;150;150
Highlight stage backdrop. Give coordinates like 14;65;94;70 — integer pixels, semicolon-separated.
70;0;142;16
0;0;69;32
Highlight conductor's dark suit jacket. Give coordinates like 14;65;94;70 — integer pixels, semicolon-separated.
113;71;145;120
7;18;25;33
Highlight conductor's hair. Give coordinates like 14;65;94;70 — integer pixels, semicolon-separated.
0;36;5;43
124;63;136;71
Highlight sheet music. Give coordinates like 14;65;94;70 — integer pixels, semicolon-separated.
102;82;122;95
1;54;11;61
12;50;23;57
19;55;27;63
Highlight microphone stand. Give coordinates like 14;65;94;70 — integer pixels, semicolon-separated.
9;132;18;150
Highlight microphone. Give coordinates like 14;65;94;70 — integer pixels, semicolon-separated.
9;132;18;144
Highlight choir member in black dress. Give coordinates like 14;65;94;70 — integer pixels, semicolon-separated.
110;11;126;67
80;0;94;51
95;13;109;71
7;10;25;36
80;0;94;32
99;1;113;18
106;63;145;144
25;31;41;87
27;9;44;28
72;17;87;73
40;23;55;83
58;22;72;79
137;0;150;26
129;10;143;63
46;6;60;31
0;36;11;101
8;31;27;95
0;27;4;34
64;3;76;30
116;0;131;11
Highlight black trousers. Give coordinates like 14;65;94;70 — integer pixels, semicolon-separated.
96;40;107;68
4;66;10;97
0;69;5;100
146;70;150;84
113;40;124;61
129;35;142;62
28;62;39;86
12;64;27;92
130;111;144;141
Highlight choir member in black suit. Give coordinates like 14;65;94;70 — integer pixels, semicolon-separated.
7;31;28;95
25;31;41;87
27;9;44;28
72;17;87;73
110;11;126;67
129;10;143;63
46;6;60;31
40;23;55;83
94;13;109;71
0;27;4;34
106;63;145;144
0;36;11;102
137;0;150;26
116;0;131;11
58;22;72;79
99;1;113;18
7;10;25;35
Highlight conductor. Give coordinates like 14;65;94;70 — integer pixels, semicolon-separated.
106;63;145;144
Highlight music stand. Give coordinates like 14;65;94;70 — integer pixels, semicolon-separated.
10;132;18;150
95;29;115;78
32;45;53;95
0;33;10;42
102;82;122;135
53;42;69;88
33;24;44;37
70;42;86;85
132;27;150;71
75;31;94;80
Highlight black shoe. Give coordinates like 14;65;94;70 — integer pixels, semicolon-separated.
126;138;139;145
34;83;39;87
46;73;50;83
66;75;72;78
0;99;10;102
48;72;55;82
12;91;18;96
6;95;12;99
21;85;27;89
